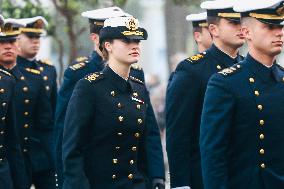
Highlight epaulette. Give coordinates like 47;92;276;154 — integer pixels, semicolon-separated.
25;68;41;75
131;63;143;70
186;52;206;64
84;72;103;83
70;62;86;71
130;76;144;84
39;59;53;66
76;56;88;62
0;68;11;76
69;56;90;71
218;64;242;76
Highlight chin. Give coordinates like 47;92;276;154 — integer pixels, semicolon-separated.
129;58;139;64
270;49;282;56
2;59;15;65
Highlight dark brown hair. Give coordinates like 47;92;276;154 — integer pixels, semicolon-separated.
99;39;114;61
207;16;221;25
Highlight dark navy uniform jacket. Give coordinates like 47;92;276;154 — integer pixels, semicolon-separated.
166;44;243;189
11;61;53;175
62;66;164;189
55;51;164;188
200;54;284;189
0;67;28;189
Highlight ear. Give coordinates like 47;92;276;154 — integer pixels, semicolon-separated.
104;41;112;52
208;24;219;38
89;33;99;44
193;32;202;43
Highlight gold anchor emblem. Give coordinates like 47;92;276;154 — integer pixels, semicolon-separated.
125;18;138;31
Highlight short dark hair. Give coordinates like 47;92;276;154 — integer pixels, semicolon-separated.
193;26;202;33
207;16;221;25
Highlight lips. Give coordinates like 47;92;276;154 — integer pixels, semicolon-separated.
130;51;140;56
236;33;245;39
32;46;39;50
3;52;14;56
272;41;283;46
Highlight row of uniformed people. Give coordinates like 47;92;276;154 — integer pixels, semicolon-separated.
0;6;166;189
166;0;284;189
0;16;56;189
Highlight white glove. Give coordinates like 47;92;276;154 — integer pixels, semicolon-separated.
172;187;191;189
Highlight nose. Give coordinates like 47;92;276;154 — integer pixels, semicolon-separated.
276;26;284;37
4;42;12;50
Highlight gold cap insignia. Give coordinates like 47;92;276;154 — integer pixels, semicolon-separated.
125;17;138;31
34;19;45;29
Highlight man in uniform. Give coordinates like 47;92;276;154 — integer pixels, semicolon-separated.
55;7;165;189
11;16;55;189
0;16;28;189
166;0;245;188
200;0;284;188
186;12;212;53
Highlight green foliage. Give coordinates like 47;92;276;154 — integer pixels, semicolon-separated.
171;0;201;6
1;0;54;35
112;0;128;6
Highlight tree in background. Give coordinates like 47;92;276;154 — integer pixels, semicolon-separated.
165;0;202;72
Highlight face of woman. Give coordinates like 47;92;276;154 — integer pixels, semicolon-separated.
107;39;141;65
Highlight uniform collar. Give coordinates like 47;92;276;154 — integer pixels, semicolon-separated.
17;55;37;68
90;51;105;69
207;44;240;67
91;51;103;62
103;65;132;93
10;65;24;81
245;54;275;82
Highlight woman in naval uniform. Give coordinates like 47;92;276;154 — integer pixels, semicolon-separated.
62;16;165;189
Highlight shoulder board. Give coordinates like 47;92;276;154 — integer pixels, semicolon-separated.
76;56;88;62
39;59;53;66
131;63;143;70
69;62;86;71
84;72;103;83
186;52;206;64
218;64;242;76
130;76;144;84
25;68;41;75
0;68;11;76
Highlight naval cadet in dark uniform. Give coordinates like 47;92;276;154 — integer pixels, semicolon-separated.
17;16;57;188
62;16;165;189
10;16;55;189
200;1;284;189
55;7;165;189
166;1;245;188
54;7;130;188
0;16;28;189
